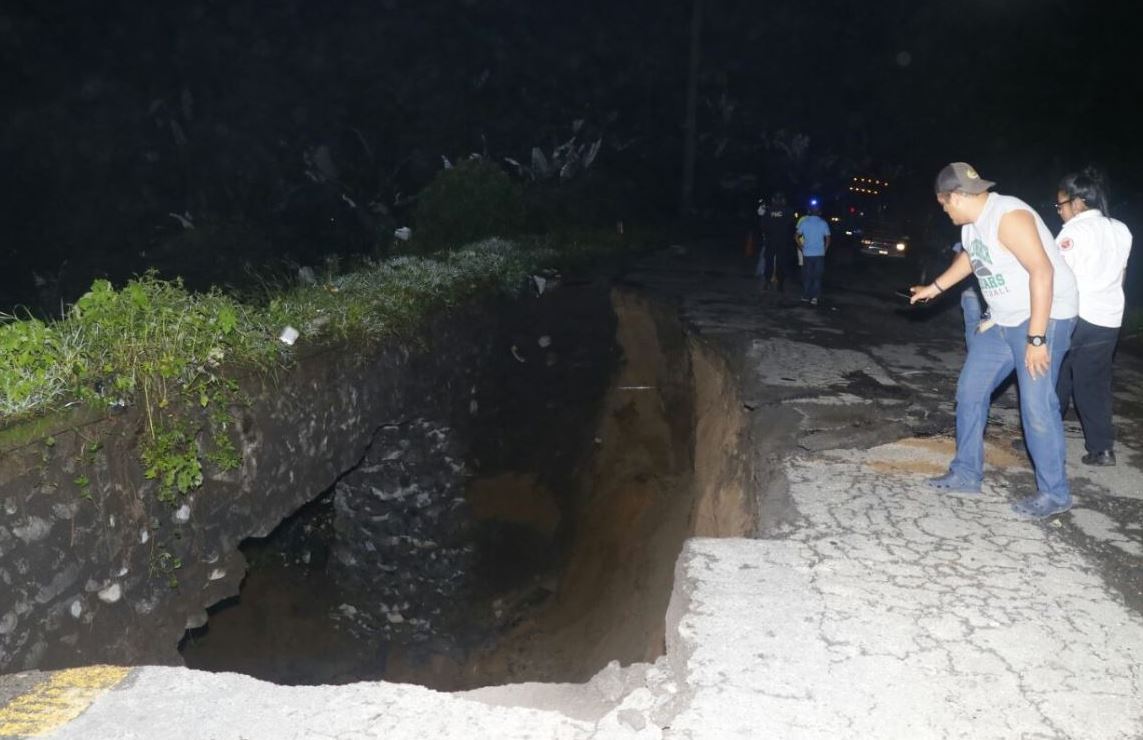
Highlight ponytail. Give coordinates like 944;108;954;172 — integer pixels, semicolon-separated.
1058;166;1111;216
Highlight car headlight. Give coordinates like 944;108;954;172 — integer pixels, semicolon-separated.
895;242;906;251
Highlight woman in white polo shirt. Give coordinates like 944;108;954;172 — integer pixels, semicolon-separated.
1054;167;1133;466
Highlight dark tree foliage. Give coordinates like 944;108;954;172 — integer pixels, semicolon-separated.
412;159;524;252
2;0;1141;313
0;0;691;313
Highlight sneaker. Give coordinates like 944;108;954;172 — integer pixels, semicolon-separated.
924;472;982;496
1081;450;1116;466
800;297;811;303
809;297;819;306
1011;493;1072;519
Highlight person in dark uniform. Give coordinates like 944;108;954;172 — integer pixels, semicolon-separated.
756;192;794;291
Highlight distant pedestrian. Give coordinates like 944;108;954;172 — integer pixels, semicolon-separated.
753;198;768;278
911;162;1078;519
949;241;989;348
796;200;830;306
756;192;793;291
1053;167;1133;466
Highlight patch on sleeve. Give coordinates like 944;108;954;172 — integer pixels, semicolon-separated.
1059;237;1074;251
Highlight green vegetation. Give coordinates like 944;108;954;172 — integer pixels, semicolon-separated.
149;541;184;590
412;159;525;252
74;473;92;500
0;232;652;502
0;314;83;418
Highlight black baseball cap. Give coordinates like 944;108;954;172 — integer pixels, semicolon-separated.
934;162;995;194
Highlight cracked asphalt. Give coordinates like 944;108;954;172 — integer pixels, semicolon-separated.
650;244;1143;739
669;444;1143;737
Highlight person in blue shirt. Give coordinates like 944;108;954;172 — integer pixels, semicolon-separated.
795;201;831;305
950;241;989;348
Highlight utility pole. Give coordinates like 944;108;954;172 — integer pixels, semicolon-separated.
680;0;704;216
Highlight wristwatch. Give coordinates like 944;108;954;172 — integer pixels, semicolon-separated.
1027;335;1046;347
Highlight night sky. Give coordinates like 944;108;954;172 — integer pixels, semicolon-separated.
2;0;1141;309
701;0;1143;195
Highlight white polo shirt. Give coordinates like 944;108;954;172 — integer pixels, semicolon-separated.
1056;209;1133;328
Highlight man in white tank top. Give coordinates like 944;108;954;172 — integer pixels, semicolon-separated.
911;163;1078;519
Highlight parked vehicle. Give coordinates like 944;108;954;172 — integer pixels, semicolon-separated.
857;225;909;259
831;176;911;260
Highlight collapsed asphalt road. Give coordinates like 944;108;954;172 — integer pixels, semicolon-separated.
3;241;1142;738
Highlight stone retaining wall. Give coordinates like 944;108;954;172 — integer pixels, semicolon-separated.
0;279;618;673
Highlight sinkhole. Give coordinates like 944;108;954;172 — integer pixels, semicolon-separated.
179;290;753;690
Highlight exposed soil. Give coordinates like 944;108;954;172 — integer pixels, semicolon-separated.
866;437;1030;478
180;288;755;690
384;291;752;688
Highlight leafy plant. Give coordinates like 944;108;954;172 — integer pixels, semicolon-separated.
412;158;525;253
53;274;279;501
74;474;92;500
503;131;602;183
141;422;204;504
149;542;184;589
68;275;273;415
0;314;82;416
203;398;242;472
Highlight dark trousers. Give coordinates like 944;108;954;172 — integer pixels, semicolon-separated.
762;245;777;281
1056;318;1120;453
777;248;798;290
755;242;777;281
801;256;825;299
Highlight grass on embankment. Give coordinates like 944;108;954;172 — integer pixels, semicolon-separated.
0;231;653;498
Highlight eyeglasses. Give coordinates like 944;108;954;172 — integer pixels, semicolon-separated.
1054;197;1074;211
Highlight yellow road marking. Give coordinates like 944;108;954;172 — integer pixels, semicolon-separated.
0;665;130;737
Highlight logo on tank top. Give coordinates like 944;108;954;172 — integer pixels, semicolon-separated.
1059;237;1073;251
966;238;993;276
966;237;1009;295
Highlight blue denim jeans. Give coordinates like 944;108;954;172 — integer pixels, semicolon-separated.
949;317;1076;501
801;256;825;299
960;288;982;349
